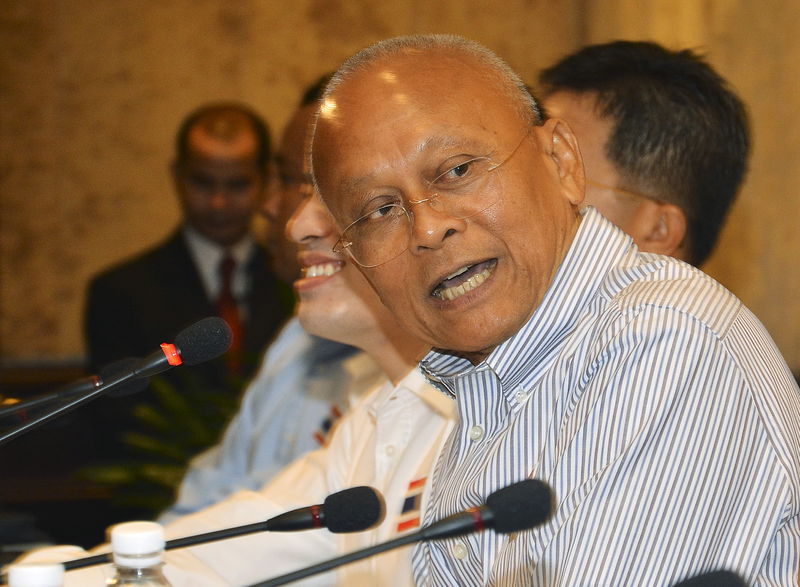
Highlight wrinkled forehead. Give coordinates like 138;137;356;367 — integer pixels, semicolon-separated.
322;51;520;130
312;52;527;208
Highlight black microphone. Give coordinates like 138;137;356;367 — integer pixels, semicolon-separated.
133;316;233;378
0;317;232;447
671;570;748;586
262;485;384;533
63;486;384;571
252;479;554;587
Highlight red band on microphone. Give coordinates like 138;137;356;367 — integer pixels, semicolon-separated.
161;343;183;366
310;505;322;528
467;507;485;532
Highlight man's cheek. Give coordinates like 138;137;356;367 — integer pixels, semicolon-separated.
368;273;405;310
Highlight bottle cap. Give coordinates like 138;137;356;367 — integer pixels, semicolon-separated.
7;562;64;586
110;521;165;568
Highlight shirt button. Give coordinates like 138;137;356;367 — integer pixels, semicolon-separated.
384;445;395;457
468;425;484;442
451;541;468;559
515;388;529;403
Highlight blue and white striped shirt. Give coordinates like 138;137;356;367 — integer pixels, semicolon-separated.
412;208;800;586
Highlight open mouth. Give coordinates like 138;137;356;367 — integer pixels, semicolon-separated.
431;259;497;301
302;262;342;278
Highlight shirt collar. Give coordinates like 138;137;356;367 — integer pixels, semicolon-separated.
420;207;646;400
367;366;456;422
182;224;256;299
182;224;256;267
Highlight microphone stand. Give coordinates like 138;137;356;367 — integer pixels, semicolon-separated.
0;379;102;418
63;519;276;571
251;532;420;587
0;371;141;447
251;509;489;587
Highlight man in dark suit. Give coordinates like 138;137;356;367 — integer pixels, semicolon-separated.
84;103;291;460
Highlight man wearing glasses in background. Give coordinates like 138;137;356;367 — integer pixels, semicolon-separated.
539;40;749;267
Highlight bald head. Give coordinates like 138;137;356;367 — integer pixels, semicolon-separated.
175;103;271;172
324;35;540;121
311;36;542;183
308;35;584;359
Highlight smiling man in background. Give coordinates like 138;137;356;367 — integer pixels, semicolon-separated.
310;34;800;585
158;77;373;523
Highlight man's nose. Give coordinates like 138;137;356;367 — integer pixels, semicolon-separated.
208;187;231;209
286;194;333;245
408;196;467;253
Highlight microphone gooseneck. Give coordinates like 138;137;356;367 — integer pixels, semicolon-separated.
62;486;385;571
100;357;150;398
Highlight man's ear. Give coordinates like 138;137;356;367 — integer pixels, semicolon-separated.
639;202;689;260
542;118;584;208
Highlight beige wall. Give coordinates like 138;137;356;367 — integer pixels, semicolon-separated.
1;0;798;372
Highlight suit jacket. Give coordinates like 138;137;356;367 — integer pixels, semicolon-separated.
84;229;291;458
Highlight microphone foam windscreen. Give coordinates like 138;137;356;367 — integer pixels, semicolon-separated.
324;486;385;533
100;358;150;397
671;571;748;587
175;317;233;365
486;479;553;534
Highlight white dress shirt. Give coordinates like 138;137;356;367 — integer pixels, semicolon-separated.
161;366;455;586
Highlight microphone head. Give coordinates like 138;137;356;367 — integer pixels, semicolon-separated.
175;317;232;365
486;479;553;534
323;486;385;533
100;358;150;397
671;570;748;587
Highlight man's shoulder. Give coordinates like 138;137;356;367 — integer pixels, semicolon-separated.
243;319;357;399
89;231;185;288
606;254;741;338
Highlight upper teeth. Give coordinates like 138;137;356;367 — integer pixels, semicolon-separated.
304;263;340;278
436;264;493;301
444;266;470;280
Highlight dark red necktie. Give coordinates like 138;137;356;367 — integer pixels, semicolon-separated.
217;255;243;376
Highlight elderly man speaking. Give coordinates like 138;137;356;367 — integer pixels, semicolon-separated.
311;35;800;585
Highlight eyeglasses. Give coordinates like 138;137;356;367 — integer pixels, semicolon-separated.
585;179;660;204
333;127;532;267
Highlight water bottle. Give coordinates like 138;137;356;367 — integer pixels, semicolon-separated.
6;562;64;586
107;521;170;586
